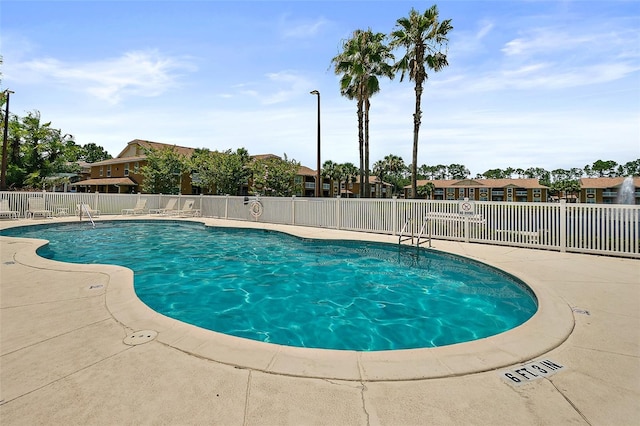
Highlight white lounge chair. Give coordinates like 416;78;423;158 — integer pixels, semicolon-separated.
170;199;201;217
27;198;52;219
122;198;148;215
149;198;178;215
0;200;19;220
76;204;100;217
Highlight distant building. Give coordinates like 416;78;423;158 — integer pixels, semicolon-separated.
71;140;196;194
296;165;332;197
579;177;640;204
71;139;357;197
404;178;550;202
340;176;393;198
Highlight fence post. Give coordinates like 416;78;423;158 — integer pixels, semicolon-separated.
559;200;567;252
224;195;229;219
392;196;398;236
291;196;296;225
336;196;341;230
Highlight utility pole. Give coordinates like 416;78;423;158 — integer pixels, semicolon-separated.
1;89;14;191
310;90;321;197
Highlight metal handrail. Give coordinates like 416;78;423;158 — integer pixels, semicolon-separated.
416;217;432;248
79;203;95;228
399;217;414;245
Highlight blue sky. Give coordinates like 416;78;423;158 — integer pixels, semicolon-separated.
1;0;638;176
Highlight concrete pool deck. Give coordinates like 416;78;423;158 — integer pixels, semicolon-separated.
1;216;638;425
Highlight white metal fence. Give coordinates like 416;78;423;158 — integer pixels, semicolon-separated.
1;191;638;258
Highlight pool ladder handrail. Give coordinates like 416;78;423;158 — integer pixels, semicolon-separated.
416;217;432;248
79;203;95;228
399;217;415;245
399;217;432;248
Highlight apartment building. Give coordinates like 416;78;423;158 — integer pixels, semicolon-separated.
339;176;393;198
579;177;640;204
74;139;394;198
404;178;550;202
71;140;196;194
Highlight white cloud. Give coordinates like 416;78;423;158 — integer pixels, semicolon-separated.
279;15;330;38
233;71;313;105
475;20;494;40
10;50;196;104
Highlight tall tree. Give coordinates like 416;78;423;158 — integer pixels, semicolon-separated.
322;160;341;197
448;163;470;180
390;5;452;198
7;110;77;189
622;159;640;176
336;162;359;197
591;160;618;177
81;143;112;163
140;147;189;194
332;29;394;197
250;154;300;197
191;148;251;195
374;154;407;195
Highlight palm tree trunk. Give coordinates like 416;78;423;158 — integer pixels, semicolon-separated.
364;97;371;198
412;83;423;199
357;96;365;198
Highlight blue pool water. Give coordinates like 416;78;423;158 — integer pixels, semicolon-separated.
2;221;537;351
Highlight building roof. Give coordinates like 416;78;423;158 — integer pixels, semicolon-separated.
89;156;147;166
70;177;139;187
297;166;317;176
252;154;282;161
117;139;197;158
580;177;640;189
406;178;549;189
354;176;392;186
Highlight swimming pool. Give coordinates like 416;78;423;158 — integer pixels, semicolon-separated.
1;220;537;351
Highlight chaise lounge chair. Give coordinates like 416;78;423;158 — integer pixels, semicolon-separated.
27;197;52;219
0;200;19;220
76;203;101;217
170;199;201;217
149;198;178;215
121;198;148;215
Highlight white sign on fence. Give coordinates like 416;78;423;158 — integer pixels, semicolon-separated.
458;198;475;215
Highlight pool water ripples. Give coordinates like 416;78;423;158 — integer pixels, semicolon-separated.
2;221;537;351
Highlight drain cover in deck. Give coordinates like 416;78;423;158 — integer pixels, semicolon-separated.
124;330;158;345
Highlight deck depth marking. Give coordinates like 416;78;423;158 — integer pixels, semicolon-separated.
500;359;565;386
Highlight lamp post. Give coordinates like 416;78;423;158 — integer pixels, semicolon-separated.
1;89;14;191
310;90;321;197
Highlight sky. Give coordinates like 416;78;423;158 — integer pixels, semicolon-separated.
1;0;639;177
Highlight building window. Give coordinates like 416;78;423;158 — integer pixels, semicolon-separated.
134;162;139;173
99;166;103;177
124;163;130;176
533;188;541;202
107;165;111;177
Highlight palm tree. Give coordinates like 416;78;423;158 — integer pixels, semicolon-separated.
374;154;407;196
390;5;452;199
336;162;359;198
332;29;394;197
322;160;341;197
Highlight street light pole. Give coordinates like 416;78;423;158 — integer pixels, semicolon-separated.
1;89;14;191
310;90;321;197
